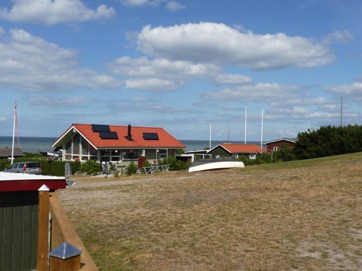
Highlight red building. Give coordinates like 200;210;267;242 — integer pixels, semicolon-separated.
264;138;297;152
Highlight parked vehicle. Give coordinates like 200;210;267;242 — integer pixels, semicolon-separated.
3;161;43;175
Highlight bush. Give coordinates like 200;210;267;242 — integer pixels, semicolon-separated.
159;157;190;171
126;162;138;176
79;160;102;175
0;159;10;171
44;160;81;176
0;152;83;176
238;155;256;166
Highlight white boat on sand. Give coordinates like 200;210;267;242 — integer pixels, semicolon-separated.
188;159;245;173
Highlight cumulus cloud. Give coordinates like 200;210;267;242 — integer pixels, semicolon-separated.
125;78;179;91
0;0;116;25
214;73;252;84
30;96;90;105
325;82;362;95
120;0;164;7
0;28;120;91
204;83;301;102
137;22;335;70
166;1;185;11
324;81;362;103
323;30;353;45
109;56;219;90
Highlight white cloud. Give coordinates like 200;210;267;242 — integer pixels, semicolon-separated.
0;0;116;25
109;56;219;90
214;73;252;84
270;96;327;107
325;82;362;95
30;96;90;105
204;83;301;102
323;30;353;45
120;0;164;7
125;78;179;91
166;1;185;11
111;57;218;77
0;28;120;91
137;22;334;70
325;82;362;104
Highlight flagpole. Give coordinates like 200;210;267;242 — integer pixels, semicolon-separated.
11;102;16;164
209;121;212;149
244;106;247;144
260;109;264;150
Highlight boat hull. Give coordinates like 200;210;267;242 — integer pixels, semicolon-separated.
188;159;245;173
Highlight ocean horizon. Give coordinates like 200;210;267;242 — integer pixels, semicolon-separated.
0;136;261;153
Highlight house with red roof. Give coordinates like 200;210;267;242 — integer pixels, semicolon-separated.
52;124;185;163
208;143;262;160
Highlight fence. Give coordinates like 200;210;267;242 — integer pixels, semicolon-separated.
49;191;99;271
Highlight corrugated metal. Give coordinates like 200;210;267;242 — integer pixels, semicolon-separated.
0;191;38;271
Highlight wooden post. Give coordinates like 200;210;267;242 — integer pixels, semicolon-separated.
37;185;50;271
49;242;82;271
50;255;81;271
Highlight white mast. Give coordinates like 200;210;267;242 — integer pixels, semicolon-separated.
340;96;343;127
209;121;212;149
11;102;16;164
244;106;247;144
260;109;264;150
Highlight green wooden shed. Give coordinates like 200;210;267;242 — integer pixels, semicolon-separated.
0;172;66;271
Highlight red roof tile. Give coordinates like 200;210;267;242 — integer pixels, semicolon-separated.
53;123;185;149
219;143;262;153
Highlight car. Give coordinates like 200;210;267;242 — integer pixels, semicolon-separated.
4;161;43;175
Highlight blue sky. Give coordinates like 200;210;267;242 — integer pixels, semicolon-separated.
0;0;361;142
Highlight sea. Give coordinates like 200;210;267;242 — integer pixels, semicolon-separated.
0;136;260;153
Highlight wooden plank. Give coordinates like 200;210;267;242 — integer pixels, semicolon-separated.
37;188;50;271
0;191;38;271
2;207;13;270
11;205;23;271
49;192;99;271
22;204;38;270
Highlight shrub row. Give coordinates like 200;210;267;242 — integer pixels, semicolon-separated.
0;156;81;176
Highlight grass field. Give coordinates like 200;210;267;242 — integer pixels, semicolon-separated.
57;153;362;271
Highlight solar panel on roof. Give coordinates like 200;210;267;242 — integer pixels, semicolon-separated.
143;132;159;140
92;124;110;132
99;131;118;139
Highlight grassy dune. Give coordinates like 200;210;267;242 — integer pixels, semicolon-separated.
57;153;362;271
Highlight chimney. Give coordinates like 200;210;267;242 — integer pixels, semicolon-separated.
127;124;132;140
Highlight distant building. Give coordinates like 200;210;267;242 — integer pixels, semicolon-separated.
264;138;297;152
0;147;24;160
207;143;262;160
52;123;185;163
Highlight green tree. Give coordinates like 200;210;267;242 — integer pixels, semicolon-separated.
293;125;362;159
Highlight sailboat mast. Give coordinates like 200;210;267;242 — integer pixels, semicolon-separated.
209;121;212;149
260;109;264;150
11;102;16;164
244;106;247;144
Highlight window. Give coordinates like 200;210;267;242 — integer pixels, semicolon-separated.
72;134;80;155
122;151;139;160
143;133;159;140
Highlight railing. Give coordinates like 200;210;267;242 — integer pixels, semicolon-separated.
48;192;99;271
